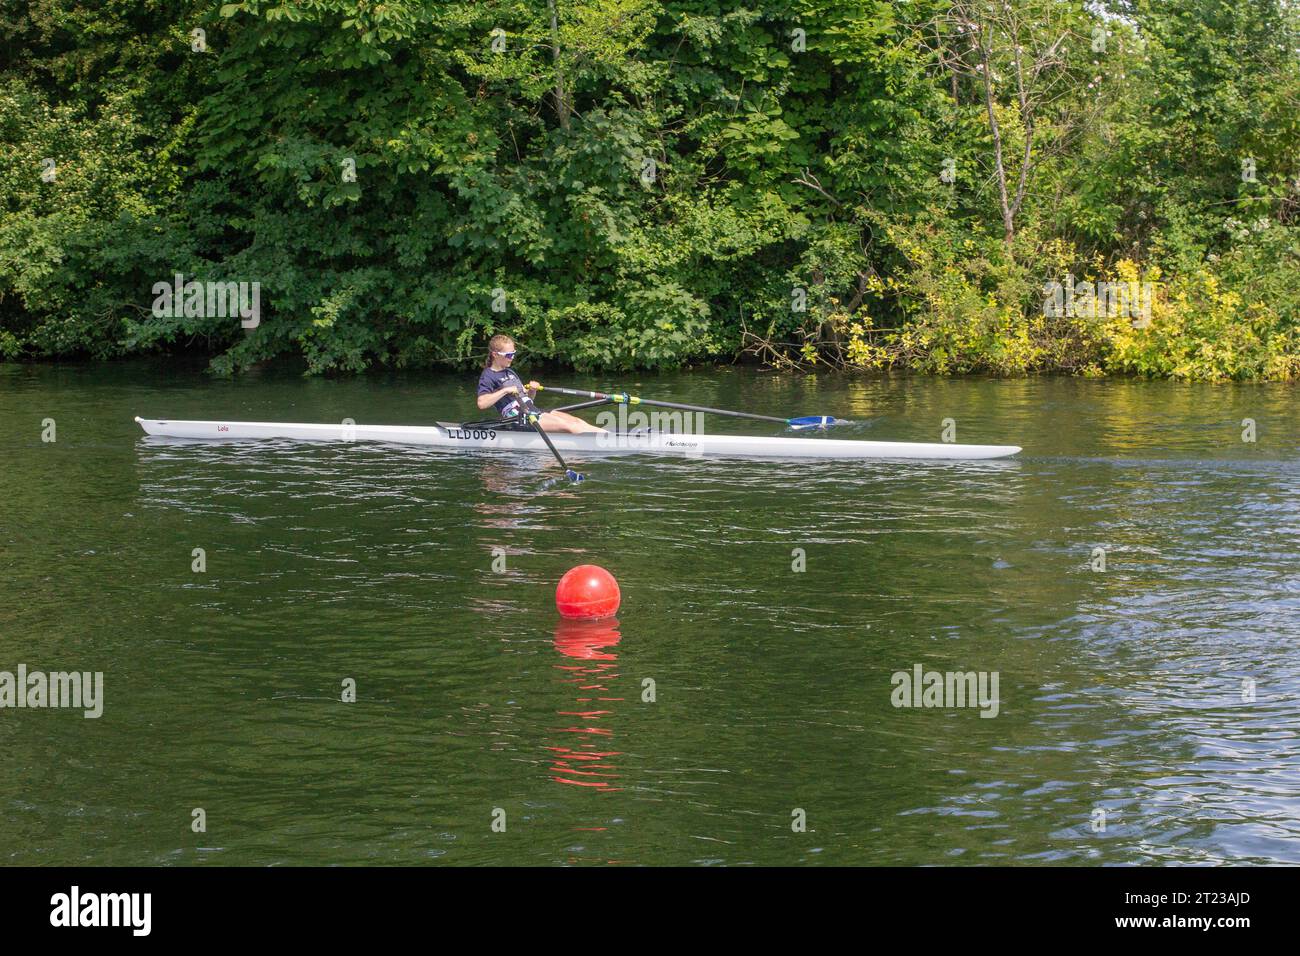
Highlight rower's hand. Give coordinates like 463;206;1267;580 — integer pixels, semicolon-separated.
525;380;541;393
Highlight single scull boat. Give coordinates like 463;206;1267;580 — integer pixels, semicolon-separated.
134;417;1021;460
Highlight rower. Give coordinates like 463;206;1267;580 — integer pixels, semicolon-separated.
476;335;605;434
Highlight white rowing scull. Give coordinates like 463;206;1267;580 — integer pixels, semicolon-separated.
134;417;1021;460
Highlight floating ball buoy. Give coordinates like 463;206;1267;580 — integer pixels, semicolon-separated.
555;565;621;620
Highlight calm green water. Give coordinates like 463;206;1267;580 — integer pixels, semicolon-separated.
1;361;1297;865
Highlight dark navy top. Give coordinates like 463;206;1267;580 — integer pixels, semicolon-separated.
477;366;525;417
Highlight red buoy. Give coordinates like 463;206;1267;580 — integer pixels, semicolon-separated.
555;565;621;620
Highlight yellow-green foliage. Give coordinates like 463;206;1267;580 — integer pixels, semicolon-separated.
831;224;1299;381
1106;264;1299;381
860;221;1112;376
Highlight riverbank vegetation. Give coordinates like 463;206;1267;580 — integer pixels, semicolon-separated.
2;1;1298;379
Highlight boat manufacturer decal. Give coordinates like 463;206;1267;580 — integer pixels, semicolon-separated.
217;425;229;432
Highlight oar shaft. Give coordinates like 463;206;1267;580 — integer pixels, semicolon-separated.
520;397;582;481
526;411;569;469
539;386;790;425
632;396;790;425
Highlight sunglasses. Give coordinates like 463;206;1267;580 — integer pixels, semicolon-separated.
494;350;517;358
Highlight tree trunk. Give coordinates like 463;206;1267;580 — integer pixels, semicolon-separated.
975;24;1015;249
548;0;571;131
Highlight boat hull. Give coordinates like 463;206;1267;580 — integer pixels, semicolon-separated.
133;418;1021;460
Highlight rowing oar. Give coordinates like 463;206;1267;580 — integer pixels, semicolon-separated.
537;385;841;430
519;393;584;483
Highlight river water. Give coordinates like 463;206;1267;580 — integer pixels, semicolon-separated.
1;360;1297;865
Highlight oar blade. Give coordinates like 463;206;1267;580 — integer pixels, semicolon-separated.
787;415;839;431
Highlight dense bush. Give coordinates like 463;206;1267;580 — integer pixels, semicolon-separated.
1;1;1297;379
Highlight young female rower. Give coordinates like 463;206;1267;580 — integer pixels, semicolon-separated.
476;334;605;434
